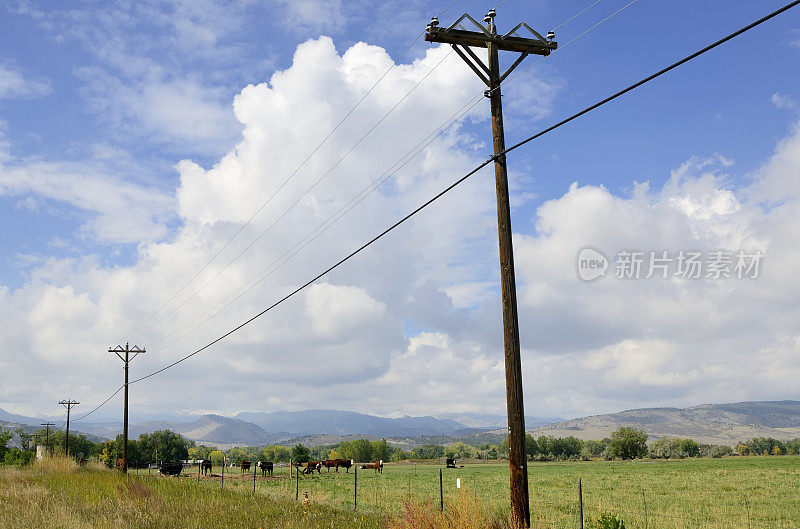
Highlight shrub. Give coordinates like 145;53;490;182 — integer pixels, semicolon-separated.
607;427;648;460
594;512;626;529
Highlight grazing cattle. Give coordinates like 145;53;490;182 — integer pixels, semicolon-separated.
200;460;212;475
322;459;336;472
360;460;383;474
335;459;354;473
446;458;457;468
303;461;322;474
78;458;89;466
159;462;183;476
115;458;124;470
240;460;252;473
259;461;273;476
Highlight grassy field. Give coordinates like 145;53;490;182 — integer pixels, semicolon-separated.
2;456;798;528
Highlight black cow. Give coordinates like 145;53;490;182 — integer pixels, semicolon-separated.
159;462;183;476
259;461;273;476
200;460;212;475
446;458;457;468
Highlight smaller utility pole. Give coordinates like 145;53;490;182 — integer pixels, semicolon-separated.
109;342;145;474
41;422;55;455
58;400;79;457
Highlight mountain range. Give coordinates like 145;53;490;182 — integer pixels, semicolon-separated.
525;400;800;445
1;401;798;447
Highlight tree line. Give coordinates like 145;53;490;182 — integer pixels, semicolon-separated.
2;425;799;467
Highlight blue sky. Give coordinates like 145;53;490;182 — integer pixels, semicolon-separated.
1;0;799;421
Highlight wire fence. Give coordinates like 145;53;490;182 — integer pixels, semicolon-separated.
120;460;800;528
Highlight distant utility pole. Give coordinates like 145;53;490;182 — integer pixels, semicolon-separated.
41;421;55;455
58;400;79;457
109;342;146;473
425;11;556;528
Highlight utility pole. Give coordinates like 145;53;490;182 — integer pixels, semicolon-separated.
58;400;79;457
109;342;146;474
41;422;55;455
425;11;556;528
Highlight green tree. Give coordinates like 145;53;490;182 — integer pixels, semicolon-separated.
273;445;290;462
525;434;538;459
138;430;190;462
412;444;444;459
0;429;12;462
372;439;392;461
291;444;311;463
112;435;145;465
679;438;700;458
607;427;648;460
209;450;224;466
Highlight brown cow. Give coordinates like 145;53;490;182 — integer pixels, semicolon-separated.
335;458;353;473
360;460;383;474
303;461;321;474
115;458;124;470
240;460;251;473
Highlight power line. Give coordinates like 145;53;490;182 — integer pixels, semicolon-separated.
131;48;457;344
145;93;485;353
69;0;667;419
553;0;604;31
134;0;638;354
75;0;797;421
129;0;799;386
120;0;464;343
71;0;630;404
71;0;466;397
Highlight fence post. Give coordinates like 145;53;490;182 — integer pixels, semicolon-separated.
253;463;257;495
354;465;358;510
641;489;648;529
222;457;225;490
579;478;584;529
198;461;200;483
439;468;444;512
743;495;751;529
296;465;300;501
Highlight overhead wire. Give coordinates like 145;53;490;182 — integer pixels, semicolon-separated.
131;48;457;344
72;0;468;404
128;0;800;387
70;0;466;398
138;0;638;354
70;0;650;420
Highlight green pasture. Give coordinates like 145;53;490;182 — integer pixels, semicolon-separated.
2;456;798;528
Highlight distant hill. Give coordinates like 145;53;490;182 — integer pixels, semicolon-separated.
4;401;798;448
235;410;473;438
527;400;800;445
435;413;562;430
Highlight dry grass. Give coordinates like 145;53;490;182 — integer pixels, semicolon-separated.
0;461;385;529
389;491;512;529
32;454;78;473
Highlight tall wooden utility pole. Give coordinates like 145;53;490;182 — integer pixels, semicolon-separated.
41;421;55;455
109;342;145;473
58;400;79;457
425;11;556;528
